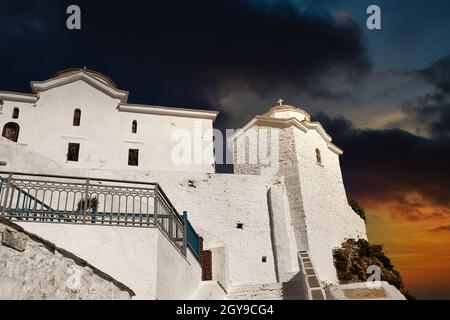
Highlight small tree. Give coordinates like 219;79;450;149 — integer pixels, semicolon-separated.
348;198;366;222
76;196;98;212
333;239;415;300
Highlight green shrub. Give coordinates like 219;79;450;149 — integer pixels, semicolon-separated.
76;196;99;212
333;239;415;300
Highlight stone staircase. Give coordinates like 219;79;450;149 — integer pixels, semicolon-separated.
226;251;326;300
297;250;326;300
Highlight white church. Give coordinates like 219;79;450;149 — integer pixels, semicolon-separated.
0;69;404;300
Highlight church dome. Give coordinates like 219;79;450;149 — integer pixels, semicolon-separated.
51;68;117;88
265;104;302;113
263;102;311;121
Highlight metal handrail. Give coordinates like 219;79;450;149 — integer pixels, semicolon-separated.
0;171;185;226
0;171;195;258
0;171;160;186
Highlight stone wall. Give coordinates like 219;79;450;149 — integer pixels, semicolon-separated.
15;222;202;300
0;217;133;300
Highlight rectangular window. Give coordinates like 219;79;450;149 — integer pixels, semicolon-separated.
128;149;139;166
67;143;80;162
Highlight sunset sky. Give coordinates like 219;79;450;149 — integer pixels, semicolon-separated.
1;0;449;299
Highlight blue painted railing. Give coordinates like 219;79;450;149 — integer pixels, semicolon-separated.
182;211;201;260
0;179;53;219
1;172;202;261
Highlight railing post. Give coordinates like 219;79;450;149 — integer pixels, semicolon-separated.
154;186;159;226
168;209;174;240
182;211;188;256
83;179;90;223
1;173;12;216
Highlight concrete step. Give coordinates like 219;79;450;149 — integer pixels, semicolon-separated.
226;279;309;300
226;283;283;300
226;250;327;301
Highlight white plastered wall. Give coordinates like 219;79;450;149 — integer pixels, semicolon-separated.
0;138;280;289
0;80;214;173
231;110;367;286
293;128;366;285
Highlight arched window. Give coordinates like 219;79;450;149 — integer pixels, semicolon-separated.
12;107;19;119
73;109;81;126
316;148;322;164
2;122;20;143
132;120;137;134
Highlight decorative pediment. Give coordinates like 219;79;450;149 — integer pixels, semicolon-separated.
30;70;129;103
230;114;343;155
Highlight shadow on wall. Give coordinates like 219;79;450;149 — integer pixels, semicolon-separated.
280;272;309;300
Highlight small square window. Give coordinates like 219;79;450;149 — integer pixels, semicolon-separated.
236;223;244;229
128;149;139;166
67;143;80;162
262;256;267;263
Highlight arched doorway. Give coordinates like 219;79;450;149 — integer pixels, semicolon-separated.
2;122;20;142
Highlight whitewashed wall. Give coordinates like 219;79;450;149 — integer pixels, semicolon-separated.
0;79;214;173
14;222;202;300
156;232;202;300
0;138;280;289
14;223;159;299
293;128;366;285
232;108;367;286
0;219;133;300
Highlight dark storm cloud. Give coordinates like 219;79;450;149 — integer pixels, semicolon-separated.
0;0;370;109
401;92;450;139
397;55;450;139
420;55;450;94
314;112;450;220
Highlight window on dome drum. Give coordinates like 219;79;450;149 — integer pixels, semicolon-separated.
316;148;322;164
67;143;80;162
73;109;81;126
12;107;19;119
128;149;139;166
132;120;137;133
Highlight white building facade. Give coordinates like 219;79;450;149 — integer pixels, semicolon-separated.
231;105;367;285
0;69;217;173
0;70;369;300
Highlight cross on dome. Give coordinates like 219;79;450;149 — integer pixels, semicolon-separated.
277;98;284;106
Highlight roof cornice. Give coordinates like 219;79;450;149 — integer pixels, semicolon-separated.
0;91;39;103
230;115;343;155
30;71;129;103
118;103;219;121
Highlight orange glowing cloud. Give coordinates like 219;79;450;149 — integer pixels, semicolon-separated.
365;206;450;299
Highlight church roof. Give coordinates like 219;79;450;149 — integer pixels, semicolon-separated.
30;68;129;102
265;104;299;113
230;102;343;155
51;68;118;89
263;104;311;120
